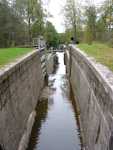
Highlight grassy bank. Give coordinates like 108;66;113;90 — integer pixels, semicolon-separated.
78;43;113;71
0;48;33;67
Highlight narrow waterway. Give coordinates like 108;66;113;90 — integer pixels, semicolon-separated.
27;52;81;150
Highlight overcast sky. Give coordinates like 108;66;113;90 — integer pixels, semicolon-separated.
46;0;106;33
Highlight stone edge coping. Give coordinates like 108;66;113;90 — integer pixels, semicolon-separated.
71;45;113;98
0;49;38;84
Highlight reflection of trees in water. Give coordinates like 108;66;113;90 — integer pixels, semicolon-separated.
26;100;48;150
53;55;59;74
48;97;54;106
53;64;59;74
61;77;83;149
60;75;70;98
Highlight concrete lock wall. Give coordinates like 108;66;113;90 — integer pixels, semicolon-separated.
65;45;113;150
47;53;56;75
0;50;54;150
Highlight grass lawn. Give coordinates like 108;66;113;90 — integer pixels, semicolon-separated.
78;43;113;71
0;48;33;67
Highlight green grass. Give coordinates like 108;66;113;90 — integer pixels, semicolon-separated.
0;48;33;67
78;43;113;71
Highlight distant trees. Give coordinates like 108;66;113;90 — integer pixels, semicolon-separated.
84;5;97;44
0;0;59;48
63;0;81;44
63;0;113;46
64;0;77;40
63;0;82;43
96;0;113;46
0;1;27;47
1;0;112;48
11;0;45;45
44;21;59;48
84;0;113;45
59;29;73;44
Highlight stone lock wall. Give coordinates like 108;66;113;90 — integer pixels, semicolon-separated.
0;50;45;150
65;45;113;150
47;53;55;75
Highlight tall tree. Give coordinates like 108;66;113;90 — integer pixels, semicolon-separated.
14;0;45;43
44;21;59;48
64;0;77;41
0;0;27;47
31;0;45;38
85;4;97;44
96;0;113;45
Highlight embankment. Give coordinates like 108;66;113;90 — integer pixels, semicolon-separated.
65;45;113;150
0;50;54;150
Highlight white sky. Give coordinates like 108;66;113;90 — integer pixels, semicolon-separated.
46;0;106;33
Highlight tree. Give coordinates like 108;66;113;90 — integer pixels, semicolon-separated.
64;0;77;41
85;5;97;44
14;0;45;43
96;0;113;45
0;1;27;47
59;33;66;44
0;0;46;47
44;21;59;48
31;0;45;38
63;0;82;42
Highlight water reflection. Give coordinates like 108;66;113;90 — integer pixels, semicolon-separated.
26;100;48;150
27;53;81;150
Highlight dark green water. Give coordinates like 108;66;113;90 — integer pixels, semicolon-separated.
27;53;81;150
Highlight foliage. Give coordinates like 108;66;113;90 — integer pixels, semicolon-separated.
63;0;82;42
44;21;59;48
63;0;113;46
63;0;77;40
14;0;45;43
0;1;27;47
59;33;66;44
84;5;97;44
59;30;71;44
0;0;59;49
96;0;113;46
